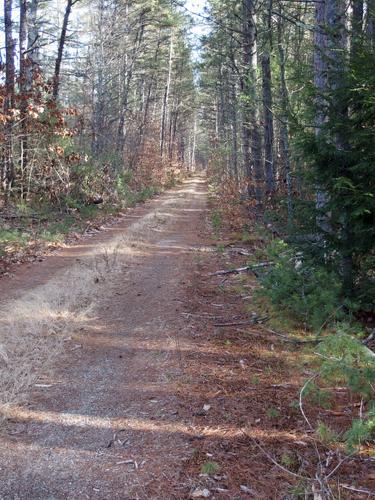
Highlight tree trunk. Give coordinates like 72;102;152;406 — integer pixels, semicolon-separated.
191;113;197;171
19;0;27;88
116;5;145;154
314;0;331;233
230;81;239;184
242;0;263;203
326;0;352;293
261;52;275;194
53;0;74;100
277;13;293;225
2;0;16;196
160;32;174;157
26;0;39;88
19;0;28;196
353;1;364;33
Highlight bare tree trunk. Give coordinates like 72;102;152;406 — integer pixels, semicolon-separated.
2;0;16;197
261;52;275;194
314;0;331;233
132;37;161;168
317;0;352;292
91;0;106;156
19;0;28;197
26;0;39;87
240;75;252;191
242;0;263;203
351;0;364;57
190;113;198;171
353;0;364;32
277;13;293;225
116;5;145;154
116;73;131;154
53;0;75;100
169;106;179;160
160;32;174;157
19;0;27;88
230;81;239;184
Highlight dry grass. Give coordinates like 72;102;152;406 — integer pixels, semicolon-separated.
0;202;174;421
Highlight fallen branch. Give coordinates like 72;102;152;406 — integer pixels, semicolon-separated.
299;374;318;430
241;430;308;480
340;484;375;496
214;316;268;327
362;330;375;346
214;320;256;327
210;262;274;276
227;247;252;256
260;326;322;345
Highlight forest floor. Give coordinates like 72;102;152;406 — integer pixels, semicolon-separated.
0;177;373;499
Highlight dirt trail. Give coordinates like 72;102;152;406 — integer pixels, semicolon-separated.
0;178;208;499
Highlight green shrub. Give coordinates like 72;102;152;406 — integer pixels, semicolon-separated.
266;407;280;418
313;327;375;452
0;229;29;254
344;408;375;453
318;328;375;400
303;382;332;409
257;240;344;331
316;422;338;445
211;210;222;232
200;461;220;474
137;186;158;202
115;171;133;200
63;195;83;210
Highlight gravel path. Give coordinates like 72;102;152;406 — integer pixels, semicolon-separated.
0;178;207;499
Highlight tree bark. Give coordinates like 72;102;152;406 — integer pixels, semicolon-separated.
26;0;39;88
277;13;293;225
53;0;75;100
230;80;239;184
19;0;28;195
160;31;174;157
261;52;275;194
323;0;352;293
242;0;263;203
314;0;331;233
2;0;16;196
116;5;145;154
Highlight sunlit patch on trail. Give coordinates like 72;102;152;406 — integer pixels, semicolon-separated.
3;405;308;443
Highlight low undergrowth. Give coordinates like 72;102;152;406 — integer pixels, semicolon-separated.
256;239;345;332
254;238;375;458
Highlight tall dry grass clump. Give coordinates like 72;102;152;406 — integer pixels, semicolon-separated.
0;253;120;417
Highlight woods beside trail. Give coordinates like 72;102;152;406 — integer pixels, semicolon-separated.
0;0;375;498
